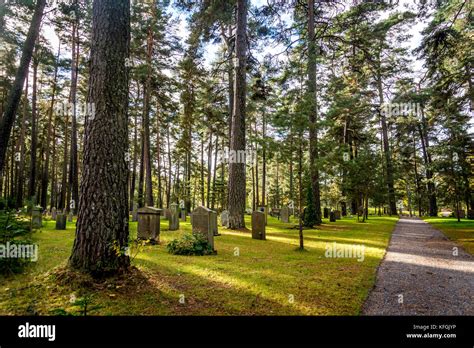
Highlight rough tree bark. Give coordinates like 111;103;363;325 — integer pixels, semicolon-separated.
69;0;131;275
307;0;322;224
227;0;247;229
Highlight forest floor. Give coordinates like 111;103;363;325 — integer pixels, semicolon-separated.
0;215;400;315
423;217;474;255
363;217;473;315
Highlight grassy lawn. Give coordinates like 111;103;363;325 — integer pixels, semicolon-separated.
0;214;398;316
423;217;474;255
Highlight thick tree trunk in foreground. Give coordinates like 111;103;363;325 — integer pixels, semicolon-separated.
307;0;322;224
69;0;131;275
0;0;46;175
227;0;247;229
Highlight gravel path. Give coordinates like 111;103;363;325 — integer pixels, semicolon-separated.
363;217;473;315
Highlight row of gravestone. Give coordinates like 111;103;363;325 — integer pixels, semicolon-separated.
323;208;341;222
30;206;74;230
136;205;219;251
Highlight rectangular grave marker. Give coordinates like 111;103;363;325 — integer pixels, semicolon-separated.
137;207;162;243
252;211;266;240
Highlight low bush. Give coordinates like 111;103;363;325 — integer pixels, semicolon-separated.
167;233;213;256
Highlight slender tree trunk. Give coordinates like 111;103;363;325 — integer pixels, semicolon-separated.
418;106;437;216
156;110;163;208
143;26;154;207
137;132;144;208
68;20;80;214
200;135;205;206
0;0;46;174
307;0;322;224
28;46;39;202
298;134;304;250
376;52;396;215
129;84;139;211
211;134;218;210
15;74;29;209
166;125;171;207
262;106;266;207
40;44;60;209
207;130;212;208
69;0;131;275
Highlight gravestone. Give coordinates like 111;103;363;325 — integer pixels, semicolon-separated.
341;203;347;216
56;214;67;230
137;207;162;243
51;207;57;220
329;211;336;222
169;203;179;231
281;206;289;223
468;210;474;220
323;207;329;219
68;212;73;222
334;210;341;220
210;210;219;236
191;206;215;251
455;210;465;219
270;208;281;218
220;210;229;228
180;209;187;222
132;203;138;222
258;206;268;225
31;207;42;229
252;211;266;240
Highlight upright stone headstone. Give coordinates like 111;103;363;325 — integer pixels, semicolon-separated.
323;207;329;219
68;211;73;222
56;214;67;230
169;203;180;231
51;207;57;220
191;206;215;251
329;211;336;222
32;207;42;229
220;210;229;228
252;211;266;240
281;206;289;223
137;207;162;243
210;210;219;236
258;206;268;225
334;210;341;220
180;209;187;222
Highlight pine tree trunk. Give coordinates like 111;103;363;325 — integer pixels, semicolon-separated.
143;26;154;207
15;74;29;209
28;47;39;202
69;0;131;275
0;0;46;175
68;21;80;214
227;0;247;229
376;48;397;215
40;45;60;209
307;0;322;224
418;106;437;216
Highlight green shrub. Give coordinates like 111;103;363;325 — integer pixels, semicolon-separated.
167;233;213;256
0;209;33;275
